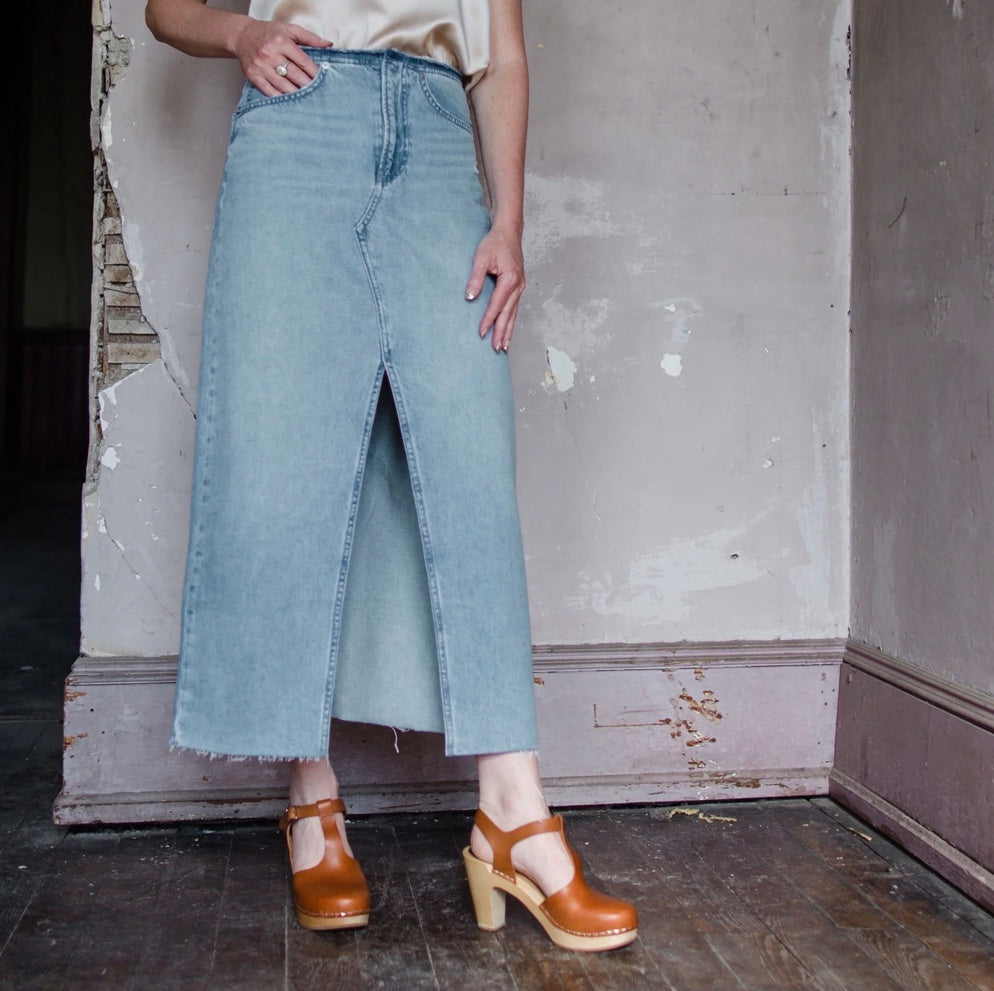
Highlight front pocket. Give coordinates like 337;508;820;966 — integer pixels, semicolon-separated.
418;72;474;134
233;64;330;121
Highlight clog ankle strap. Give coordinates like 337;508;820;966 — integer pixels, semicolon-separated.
279;797;347;834
473;808;565;883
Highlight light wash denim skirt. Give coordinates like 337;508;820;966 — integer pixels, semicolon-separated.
171;49;538;760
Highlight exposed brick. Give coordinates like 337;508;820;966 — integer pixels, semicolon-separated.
105;341;161;365
105;239;128;266
107;315;155;336
104;287;141;307
104;264;134;285
90;16;160;452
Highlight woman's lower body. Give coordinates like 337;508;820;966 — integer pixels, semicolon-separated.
173;48;535;759
172;48;636;950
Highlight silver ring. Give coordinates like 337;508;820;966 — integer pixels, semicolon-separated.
275;63;288;77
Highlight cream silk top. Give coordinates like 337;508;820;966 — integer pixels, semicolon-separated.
248;0;490;84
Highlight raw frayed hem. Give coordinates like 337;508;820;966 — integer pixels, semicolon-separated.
390;725;412;753
168;738;326;764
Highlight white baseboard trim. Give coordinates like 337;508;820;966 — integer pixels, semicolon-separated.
53;768;833;825
56;640;844;825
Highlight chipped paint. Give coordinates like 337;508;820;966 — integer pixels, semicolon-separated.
706;772;762;789
565;515;778;625
98;381;120;433
100;446;121;470
678;690;723;723
660;353;683;377
539;287;610;356
544;346;577;393
655;297;703;344
63;733;89;753
668;717;717;747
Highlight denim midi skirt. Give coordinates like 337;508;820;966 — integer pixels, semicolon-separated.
171;50;538;759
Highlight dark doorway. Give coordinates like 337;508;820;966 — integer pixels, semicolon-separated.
2;3;92;501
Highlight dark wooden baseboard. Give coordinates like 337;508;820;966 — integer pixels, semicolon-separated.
56;639;843;825
832;642;994;913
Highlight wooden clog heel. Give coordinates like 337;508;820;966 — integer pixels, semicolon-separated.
463;809;638;952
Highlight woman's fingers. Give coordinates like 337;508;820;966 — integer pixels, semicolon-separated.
491;294;521;353
465;254;489;306
236;19;331;96
468;230;525;352
285;25;330;78
480;272;524;351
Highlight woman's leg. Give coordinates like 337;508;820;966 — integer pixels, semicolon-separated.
287;757;354;870
473;751;574;895
469;751;638;951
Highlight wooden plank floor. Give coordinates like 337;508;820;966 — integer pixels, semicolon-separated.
3;481;994;989
2;720;994;991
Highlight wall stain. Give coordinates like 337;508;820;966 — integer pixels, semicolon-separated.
706;771;762;789
677;690;723;723
63;733;89;753
669;717;717;747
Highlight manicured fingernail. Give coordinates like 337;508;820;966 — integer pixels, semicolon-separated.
465;291;476;301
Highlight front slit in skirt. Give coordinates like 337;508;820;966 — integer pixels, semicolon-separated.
171;49;538;759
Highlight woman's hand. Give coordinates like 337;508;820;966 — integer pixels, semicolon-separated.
145;1;331;92
233;19;332;96
466;226;526;352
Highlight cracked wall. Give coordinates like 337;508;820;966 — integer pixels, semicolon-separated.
83;0;851;658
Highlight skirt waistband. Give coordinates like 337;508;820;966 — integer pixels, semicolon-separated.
299;47;464;82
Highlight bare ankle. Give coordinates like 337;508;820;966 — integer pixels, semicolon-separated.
476;751;550;828
289;757;340;806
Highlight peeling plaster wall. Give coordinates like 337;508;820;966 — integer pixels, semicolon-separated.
83;1;851;658
518;1;851;643
850;0;994;695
